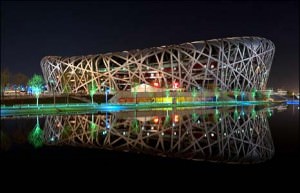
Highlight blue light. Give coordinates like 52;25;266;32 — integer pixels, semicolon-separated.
286;100;299;105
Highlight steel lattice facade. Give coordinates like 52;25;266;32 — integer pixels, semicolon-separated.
41;37;275;94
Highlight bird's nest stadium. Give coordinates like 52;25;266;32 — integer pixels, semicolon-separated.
41;37;275;98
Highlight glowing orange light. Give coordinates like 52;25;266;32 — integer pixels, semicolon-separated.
153;116;159;124
154;82;159;87
174;114;179;123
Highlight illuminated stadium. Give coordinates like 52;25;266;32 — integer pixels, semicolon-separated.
41;37;275;98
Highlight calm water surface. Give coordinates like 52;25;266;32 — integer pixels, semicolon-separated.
1;104;299;179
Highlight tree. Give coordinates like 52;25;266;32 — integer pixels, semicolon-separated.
12;72;29;96
1;68;10;97
28;74;44;107
88;80;98;104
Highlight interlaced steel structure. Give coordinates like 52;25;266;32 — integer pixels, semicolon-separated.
41;37;275;95
43;107;274;163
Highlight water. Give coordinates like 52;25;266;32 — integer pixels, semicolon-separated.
1;104;299;181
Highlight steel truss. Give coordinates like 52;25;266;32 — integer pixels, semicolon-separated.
41;37;275;94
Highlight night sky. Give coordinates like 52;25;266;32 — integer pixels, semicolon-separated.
1;1;299;92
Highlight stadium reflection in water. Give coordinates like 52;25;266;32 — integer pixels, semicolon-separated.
43;106;275;164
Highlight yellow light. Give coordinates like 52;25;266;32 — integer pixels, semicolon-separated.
153;116;159;124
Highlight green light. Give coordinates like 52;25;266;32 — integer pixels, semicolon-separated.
28;118;44;148
192;87;197;98
267;108;272;117
192;112;199;123
214;109;220;122
88;80;98;104
214;88;220;101
234;108;239;121
28;74;44;107
165;89;170;98
131;119;140;133
164;115;170;126
251;108;257;118
90;122;98;138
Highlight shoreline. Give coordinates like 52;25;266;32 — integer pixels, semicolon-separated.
1;100;285;117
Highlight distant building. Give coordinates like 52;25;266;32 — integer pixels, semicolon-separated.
275;89;288;96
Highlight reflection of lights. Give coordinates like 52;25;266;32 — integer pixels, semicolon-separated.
103;130;107;135
123;131;126;135
147;132;149;136
142;126;144;130
174;132;177;136
50;137;55;142
204;134;207;137
241;129;244;133
161;132;164;136
154;82;159;87
224;133;226;136
151;126;154;130
211;64;214;69
197;120;200;124
172;123;175;127
173;82;179;89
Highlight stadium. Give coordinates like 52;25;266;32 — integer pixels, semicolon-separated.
41;36;275;101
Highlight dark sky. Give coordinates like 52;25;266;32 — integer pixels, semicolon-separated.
1;1;299;92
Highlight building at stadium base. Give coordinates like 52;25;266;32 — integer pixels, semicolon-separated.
41;37;275;102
